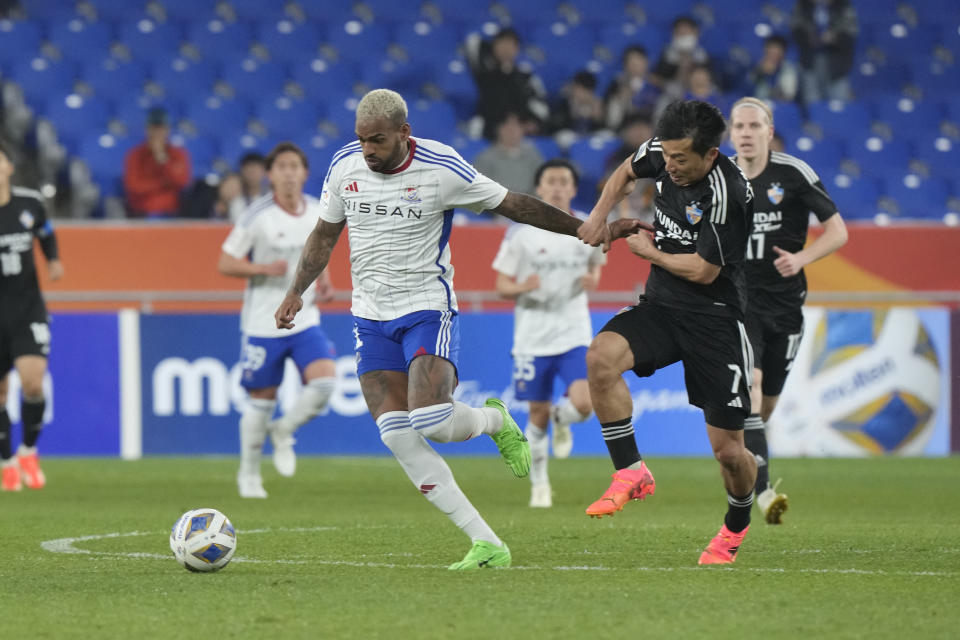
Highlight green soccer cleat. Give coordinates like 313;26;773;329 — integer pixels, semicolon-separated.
485;398;531;478
448;540;511;570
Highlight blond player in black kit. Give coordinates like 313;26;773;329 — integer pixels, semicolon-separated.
729;97;848;523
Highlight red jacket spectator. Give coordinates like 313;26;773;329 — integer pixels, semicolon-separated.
123;107;191;217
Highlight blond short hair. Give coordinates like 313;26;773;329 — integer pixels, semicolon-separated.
730;97;774;127
356;89;408;128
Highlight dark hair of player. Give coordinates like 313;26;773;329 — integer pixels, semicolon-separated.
534;158;580;188
265;142;309;171
654;100;727;156
239;152;266;168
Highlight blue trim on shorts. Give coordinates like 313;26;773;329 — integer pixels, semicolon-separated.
353;310;460;376
240;326;336;390
513;346;588;402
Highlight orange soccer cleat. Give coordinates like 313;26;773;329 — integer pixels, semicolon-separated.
698;524;750;565
1;462;22;492
585;463;656;518
17;449;46;490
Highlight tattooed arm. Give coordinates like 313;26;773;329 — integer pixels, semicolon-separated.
275;219;346;329
490;192;583;237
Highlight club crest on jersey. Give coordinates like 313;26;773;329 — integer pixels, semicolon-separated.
19;210;34;229
685;202;703;225
767;183;784;205
401;186;422;203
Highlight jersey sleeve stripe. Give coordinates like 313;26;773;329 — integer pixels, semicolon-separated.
11;186;44;202
708;221;726;266
239;194;275;226
413;153;474;182
415;143;476;178
708;168;728;225
770;151;819;184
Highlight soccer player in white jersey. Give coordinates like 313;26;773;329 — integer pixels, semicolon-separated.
219;142;338;498
493;159;607;508
275;89;639;570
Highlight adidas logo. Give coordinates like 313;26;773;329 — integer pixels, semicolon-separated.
345;181;359;192
418;483;436;495
414;346;427;357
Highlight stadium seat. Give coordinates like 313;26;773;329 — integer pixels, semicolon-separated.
220;58;288;101
425;0;492;27
559;0;629;25
881;175;951;220
569;134;620;195
161;0;213;21
426;57;478;121
360;56;427;97
850;59;910;96
912;133;960;178
787;136;844;175
0;19;42;66
81;57;147;100
806;101;874;139
596;23;665;64
530;136;562;162
218;133;270;169
326;20;391;65
769;101;803;139
407;99;458;141
908;58;960;99
185;16;252;63
845;134;913;175
47;17;114;59
185;95;251;140
7;55;77;105
42;92;112;152
530;23;598;72
873;96;945;137
113;98;181;131
85;0;141;21
392;20;462;64
150;56;218;102
255;19;322;65
78;131;136;198
170;133;217;176
823;174;880;221
253;95;323;139
289;58;357;100
117;18;184;60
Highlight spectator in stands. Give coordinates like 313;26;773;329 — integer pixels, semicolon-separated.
791;0;858;104
600;114;655;225
123;107;191;218
651;16;711;96
229;152;268;222
683;64;730;114
473;112;544;197
747;35;800;103
465;27;549;139
549;70;606;135
604;45;661;130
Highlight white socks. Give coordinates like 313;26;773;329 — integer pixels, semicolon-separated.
553;397;591;424
276;377;336;435
377;411;501;546
239;398;275;477
525;423;549;486
408;401;502;443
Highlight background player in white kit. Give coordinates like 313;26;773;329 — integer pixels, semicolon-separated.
276;89;638;569
493;159;607;508
219;142;337;498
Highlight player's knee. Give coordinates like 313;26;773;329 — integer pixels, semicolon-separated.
585;344;618;385
712;439;748;472
408;403;455;442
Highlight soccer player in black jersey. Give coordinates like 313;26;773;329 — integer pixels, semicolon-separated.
0;140;63;492
578;100;757;565
729;97;847;523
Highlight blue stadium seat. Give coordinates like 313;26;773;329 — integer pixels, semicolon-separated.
451;137;489;164
787;136;844;174
78;131;136;198
220;58;288;101
360;56;427;96
806;101;874;138
290;59;357;100
254;95;323;139
530;136;562;162
19;0;79;19
881;175;951;220
864;23;939;57
0;19;42;66
407;99;458;141
769;101;803;139
559;0;629;25
424;0;492;26
823;174;880;221
80;57;147;100
170;133;217;176
225;0;285;22
117;18;184;60
43;92;112;153
845;134;913;175
218;133;270;168
873;97;945;137
151;56;218;101
326;20;391;65
185;95;251;139
392;20;462;64
912;133;960;177
499;0;561;25
8;55;77;105
850;59;910;96
595;24;665;74
86;0;142;21
47;17;114;59
358;0;427;22
530;23;597;71
569;134;620;195
255;19;322;64
113;98;181;131
161;0;215;21
427;57;477;120
185;16;252;63
908;58;960;99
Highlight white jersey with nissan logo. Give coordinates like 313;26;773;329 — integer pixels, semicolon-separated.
319;137;508;321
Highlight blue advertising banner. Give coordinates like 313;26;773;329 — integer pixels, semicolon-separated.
137;312;711;457
4;313;120;456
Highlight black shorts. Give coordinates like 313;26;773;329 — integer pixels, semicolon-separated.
0;300;51;372
744;308;803;397
600;298;753;429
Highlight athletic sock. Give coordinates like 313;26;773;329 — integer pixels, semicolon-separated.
0;408;11;460
275;377;336;434
524;423;549;486
743;414;769;494
552;396;590;424
600;417;641;470
724;491;754;533
239;398;275;477
377;412;502;546
21;397;45;448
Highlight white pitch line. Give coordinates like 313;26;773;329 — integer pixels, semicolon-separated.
39;529;958;578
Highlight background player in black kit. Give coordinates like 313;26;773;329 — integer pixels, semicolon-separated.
729;97;847;523
578;100;757;565
0;140;64;492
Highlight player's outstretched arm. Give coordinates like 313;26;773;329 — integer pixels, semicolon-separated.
491;192;582;237
772;212;848;278
275;219;345;329
579;156;639;249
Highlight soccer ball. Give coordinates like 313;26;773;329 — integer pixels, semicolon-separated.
169;508;237;572
771;307;941;456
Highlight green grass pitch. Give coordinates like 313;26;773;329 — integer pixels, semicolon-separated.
3;455;958;639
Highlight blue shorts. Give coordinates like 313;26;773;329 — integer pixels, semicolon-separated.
353;310;460;376
240;325;336;390
513;346;588;402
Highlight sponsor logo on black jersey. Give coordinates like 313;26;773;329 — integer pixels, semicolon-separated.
685;202;703;225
